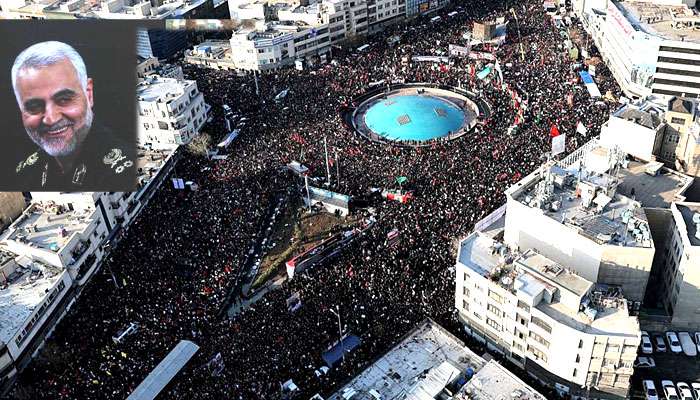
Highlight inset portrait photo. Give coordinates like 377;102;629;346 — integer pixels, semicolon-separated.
0;21;138;191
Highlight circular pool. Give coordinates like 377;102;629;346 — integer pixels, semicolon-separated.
351;86;479;145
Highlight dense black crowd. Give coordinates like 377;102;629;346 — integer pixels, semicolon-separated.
11;0;623;399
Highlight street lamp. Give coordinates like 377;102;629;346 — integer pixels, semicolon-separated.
329;306;345;365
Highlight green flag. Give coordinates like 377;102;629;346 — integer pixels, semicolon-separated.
396;176;407;185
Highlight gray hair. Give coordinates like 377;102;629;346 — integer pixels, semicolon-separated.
11;41;88;107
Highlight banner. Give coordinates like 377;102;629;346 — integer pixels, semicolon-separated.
552;133;566;156
579;71;602;98
172;178;185;189
449;44;471;57
468;51;496;61
576;121;588;136
412;56;450;63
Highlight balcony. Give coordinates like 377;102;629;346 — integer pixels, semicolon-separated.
127;199;140;215
70;240;90;261
76;253;97;282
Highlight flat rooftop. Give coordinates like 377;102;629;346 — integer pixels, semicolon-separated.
456;360;546;400
515;164;652;248
458;233;639;336
6;203;94;253
517;250;592;297
0;249;65;345
136;147;173;185
619;0;700;44
617;160;691;208
137;77;190;102
614;106;662;130
328;319;485;400
539;288;639;336
677;203;700;246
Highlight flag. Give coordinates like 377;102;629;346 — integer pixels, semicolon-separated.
576;121;588;136
396;176;407;184
550;124;560;138
552;133;566;156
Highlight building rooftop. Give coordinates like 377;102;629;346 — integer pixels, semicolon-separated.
136;147;173;186
0;248;65;345
676;202;700;246
512;160;652;248
669;97;696;115
328;319;486;400
617;160;691;208
617;0;700;44
455;359;546;400
5;203;94;253
137;77;191;103
458;233;639;336
614;106;662;130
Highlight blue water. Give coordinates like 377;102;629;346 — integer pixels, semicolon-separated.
363;95;465;141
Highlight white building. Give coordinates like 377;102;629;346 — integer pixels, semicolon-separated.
655;202;700;328
455;231;640;399
504;143;658;302
599;102;665;162
137;77;210;150
586;0;700;100
327;319;545;400
0;249;72;388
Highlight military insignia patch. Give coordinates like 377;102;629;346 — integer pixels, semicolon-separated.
16;152;39;173
103;149;123;166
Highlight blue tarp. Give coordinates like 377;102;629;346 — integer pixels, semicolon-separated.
322;334;361;367
579;71;601;97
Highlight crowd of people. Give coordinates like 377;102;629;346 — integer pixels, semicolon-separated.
12;0;624;399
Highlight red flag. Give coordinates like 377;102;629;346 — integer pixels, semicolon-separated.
550;124;560;138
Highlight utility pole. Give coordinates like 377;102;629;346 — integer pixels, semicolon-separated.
304;174;312;212
329;306;344;365
324;136;331;186
335;149;340;185
253;69;260;97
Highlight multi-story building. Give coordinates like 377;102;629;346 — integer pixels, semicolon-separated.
184;41;238;70
136;29;189;60
585;0;700;100
653;202;700;327
327;319;545;400
504;143;657;303
0;249;72;388
1;202;108;286
455;232;640;399
661;97;700;177
137;56;184;82
598;96;700;178
137;77;210;150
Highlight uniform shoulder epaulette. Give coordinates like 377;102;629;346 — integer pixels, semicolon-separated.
102;147;134;175
16;152;39;173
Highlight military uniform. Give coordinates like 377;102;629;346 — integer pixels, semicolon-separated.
15;123;136;191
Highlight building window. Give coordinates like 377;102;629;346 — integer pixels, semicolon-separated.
463;286;470;296
473;312;482;320
462;300;469;311
486;318;501;331
573;368;577;377
529;331;550;348
603;358;616;367
578;339;583;349
516;314;528;326
517;300;530;312
513;342;524;351
487;303;503;317
575;354;581;363
527;345;548;363
671;117;686;124
530;316;552;334
488;290;504;304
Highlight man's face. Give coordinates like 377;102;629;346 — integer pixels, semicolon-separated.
15;58;94;157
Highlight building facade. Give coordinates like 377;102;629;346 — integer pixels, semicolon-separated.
137;77;210;150
456;232;640;399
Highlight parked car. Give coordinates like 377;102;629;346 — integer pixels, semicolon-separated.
643;380;659;400
678;383;694;400
635;356;656;368
667;332;684;354
654;334;667;352
679;332;697;356
663;380;680;400
641;331;654;354
690;382;700;400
